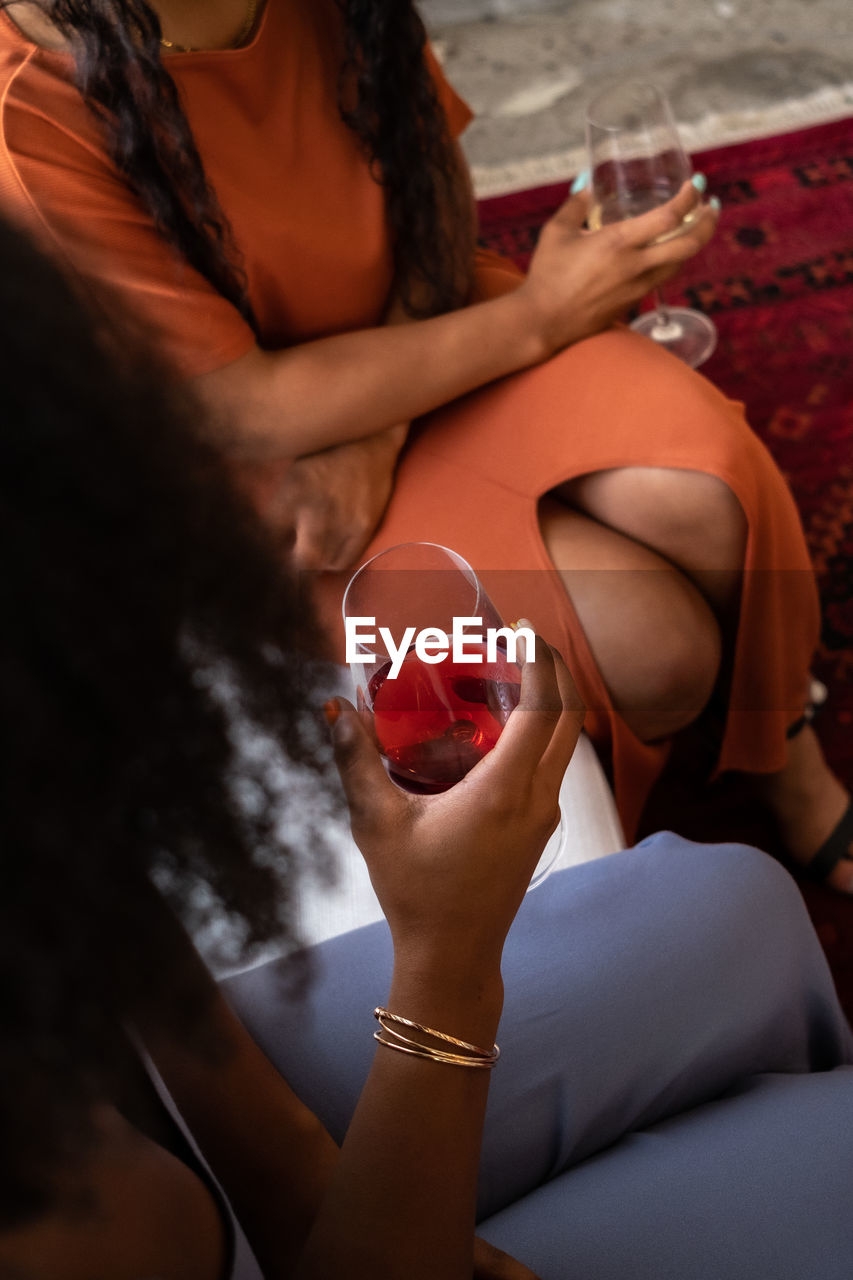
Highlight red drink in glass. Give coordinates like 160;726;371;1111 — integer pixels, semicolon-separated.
368;641;521;791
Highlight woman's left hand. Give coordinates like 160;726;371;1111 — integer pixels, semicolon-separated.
260;426;408;572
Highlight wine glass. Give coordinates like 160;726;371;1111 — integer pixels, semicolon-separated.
342;541;564;889
585;79;718;368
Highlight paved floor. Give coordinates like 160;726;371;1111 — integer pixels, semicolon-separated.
420;1;853;194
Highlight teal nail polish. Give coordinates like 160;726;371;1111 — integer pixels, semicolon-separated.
691;172;707;193
709;195;721;212
570;168;590;195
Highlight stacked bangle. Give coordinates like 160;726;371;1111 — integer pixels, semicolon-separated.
373;1007;500;1069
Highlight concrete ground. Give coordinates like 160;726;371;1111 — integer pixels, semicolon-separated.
419;0;853;195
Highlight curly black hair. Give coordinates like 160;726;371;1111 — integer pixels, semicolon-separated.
7;0;473;324
0;214;340;1225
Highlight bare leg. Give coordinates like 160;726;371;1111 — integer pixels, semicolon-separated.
556;466;747;623
550;466;852;891
538;496;721;743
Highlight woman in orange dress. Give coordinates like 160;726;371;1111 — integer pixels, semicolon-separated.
0;0;848;877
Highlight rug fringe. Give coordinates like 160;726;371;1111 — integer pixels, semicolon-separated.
471;86;853;198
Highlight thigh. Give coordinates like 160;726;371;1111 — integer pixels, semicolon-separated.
559;465;747;556
478;1068;853;1280
222;836;852;1220
475;835;851;1215
537;495;721;740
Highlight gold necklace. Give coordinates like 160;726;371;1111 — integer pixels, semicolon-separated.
159;0;258;52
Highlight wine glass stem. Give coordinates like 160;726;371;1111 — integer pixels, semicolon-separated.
647;288;684;343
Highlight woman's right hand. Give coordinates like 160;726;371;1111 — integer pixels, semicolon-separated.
518;179;719;354
327;634;585;982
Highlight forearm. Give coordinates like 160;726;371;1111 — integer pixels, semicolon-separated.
196;287;548;462
150;969;518;1280
293;636;581;1278
295;963;504;1280
198;179;718;464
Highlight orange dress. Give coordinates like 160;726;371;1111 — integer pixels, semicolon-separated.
0;0;819;836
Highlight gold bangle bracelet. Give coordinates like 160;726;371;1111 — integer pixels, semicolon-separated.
373;1007;500;1064
373;1031;498;1068
374;1014;501;1065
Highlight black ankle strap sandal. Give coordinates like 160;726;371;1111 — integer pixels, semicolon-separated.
785;676;829;740
803;802;853;883
785;677;852;884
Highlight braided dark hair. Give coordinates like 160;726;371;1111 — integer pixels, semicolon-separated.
11;0;472;325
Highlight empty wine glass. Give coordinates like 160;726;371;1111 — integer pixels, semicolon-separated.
342;541;564;889
585;79;717;368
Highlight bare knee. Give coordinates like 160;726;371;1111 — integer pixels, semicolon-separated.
614;587;722;740
539;498;723;742
634;835;824;991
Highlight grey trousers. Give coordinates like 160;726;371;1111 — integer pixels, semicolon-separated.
223;834;853;1278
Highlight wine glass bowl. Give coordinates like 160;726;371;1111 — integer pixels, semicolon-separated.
365;655;521;793
584;80;718;366
343;541;562;887
342;542;520;792
586;81;691;232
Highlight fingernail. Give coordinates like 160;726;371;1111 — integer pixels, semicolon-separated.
323;698;340;727
709;195;722;212
570;168;590;195
514;618;535;665
691;172;707;193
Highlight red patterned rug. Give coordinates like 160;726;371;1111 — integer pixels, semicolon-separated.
479;117;853;1020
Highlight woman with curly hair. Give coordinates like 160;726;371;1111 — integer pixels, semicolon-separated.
0;0;849;882
2;210;853;1280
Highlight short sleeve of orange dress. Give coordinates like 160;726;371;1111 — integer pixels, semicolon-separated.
0;0;478;377
0;31;255;375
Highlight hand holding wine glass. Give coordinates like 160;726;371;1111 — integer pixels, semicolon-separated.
516;169;715;358
584;79;719;367
333;576;585;934
342;541;572;888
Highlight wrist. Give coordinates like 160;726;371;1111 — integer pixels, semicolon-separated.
386;958;504;1050
500;284;558;366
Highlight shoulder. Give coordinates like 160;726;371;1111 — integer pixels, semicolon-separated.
0;39;124;238
0;1106;227;1280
